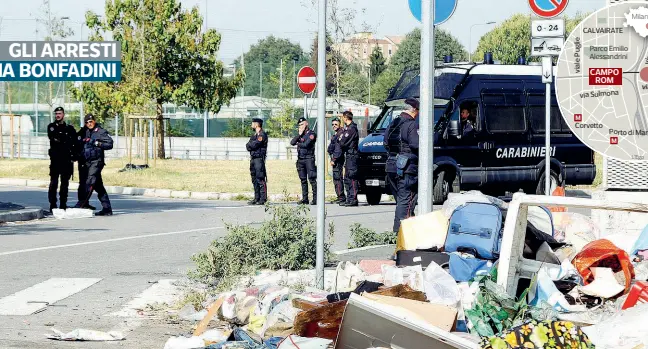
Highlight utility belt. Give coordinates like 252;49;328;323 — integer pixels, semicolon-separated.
396;153;418;177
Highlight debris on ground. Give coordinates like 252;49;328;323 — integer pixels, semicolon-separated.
46;328;125;341
169;191;648;349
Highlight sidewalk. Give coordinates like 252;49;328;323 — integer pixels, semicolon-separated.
0;201;44;223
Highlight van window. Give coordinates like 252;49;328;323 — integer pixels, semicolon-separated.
527;94;570;133
483;92;527;133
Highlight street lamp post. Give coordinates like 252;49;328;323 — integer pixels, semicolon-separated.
469;21;496;62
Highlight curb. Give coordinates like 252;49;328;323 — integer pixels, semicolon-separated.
0;178;392;203
0;207;44;223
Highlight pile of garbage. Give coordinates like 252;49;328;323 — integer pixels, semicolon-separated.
164;191;648;349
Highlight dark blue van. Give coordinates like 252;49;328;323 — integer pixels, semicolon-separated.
357;61;596;205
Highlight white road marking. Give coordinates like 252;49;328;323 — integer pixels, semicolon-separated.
0;278;102;316
107;279;182;317
332;244;394;255
0;227;224;257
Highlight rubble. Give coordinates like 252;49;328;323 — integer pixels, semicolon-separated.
170;192;648;349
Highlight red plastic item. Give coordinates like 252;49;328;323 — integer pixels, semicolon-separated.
572;239;635;293
622;281;648;310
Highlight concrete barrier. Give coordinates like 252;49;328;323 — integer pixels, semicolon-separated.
171;191;191;199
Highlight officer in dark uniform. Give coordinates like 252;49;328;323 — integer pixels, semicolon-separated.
75;123;95;210
460;107;476;139
74;114;114;216
383;107;407;230
393;98;420;233
47;107;78;212
246;118;268;205
290;117;317;205
339;111;359;207
328;117;345;204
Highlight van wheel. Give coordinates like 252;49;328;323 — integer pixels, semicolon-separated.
536;170;561;195
433;170;450;205
365;190;382;205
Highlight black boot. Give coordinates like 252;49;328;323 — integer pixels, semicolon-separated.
96;209;113;216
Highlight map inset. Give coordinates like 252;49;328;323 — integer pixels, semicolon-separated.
556;2;648;161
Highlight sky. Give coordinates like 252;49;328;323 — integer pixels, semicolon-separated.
0;0;605;63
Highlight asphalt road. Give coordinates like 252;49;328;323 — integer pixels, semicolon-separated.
0;185;396;349
0;185;593;348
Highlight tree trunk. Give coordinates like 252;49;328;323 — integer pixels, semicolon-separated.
156;101;165;159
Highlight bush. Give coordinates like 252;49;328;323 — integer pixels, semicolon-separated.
347;223;396;249
189;204;334;289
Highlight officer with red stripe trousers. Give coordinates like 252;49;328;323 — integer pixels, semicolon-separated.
328;117;346;204
290;117;317;205
246;118;268;205
339;111;359;207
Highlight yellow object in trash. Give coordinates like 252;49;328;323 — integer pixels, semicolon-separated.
396;210;449;252
247;308;266;336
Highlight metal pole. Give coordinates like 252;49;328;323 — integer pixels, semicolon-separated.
204;110;208;138
304;95;308;119
315;0;327;290
115;114;119;153
544;59;551;195
292;60;296;119
280;58;284;96
418;0;435;214
79;82;84;127
34;81;38;135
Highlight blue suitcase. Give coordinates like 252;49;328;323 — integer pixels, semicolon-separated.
444;202;503;260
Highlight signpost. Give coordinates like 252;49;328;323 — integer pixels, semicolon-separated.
409;0;456;214
408;0;457;24
315;0;327;290
298;66;317;119
528;0;569;18
529;3;566;195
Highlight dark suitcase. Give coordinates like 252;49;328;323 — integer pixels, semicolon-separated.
396;250;450;268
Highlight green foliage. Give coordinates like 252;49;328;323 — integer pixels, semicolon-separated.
189;205;335;288
347;223;396;249
474;13;590;64
369;47;386;83
310;33;345;96
167;120;194;137
235;36;309;98
339;64;370;104
222;118;248;137
389;28;467;72
266;100;299;138
74;0;244;158
370;68;402;106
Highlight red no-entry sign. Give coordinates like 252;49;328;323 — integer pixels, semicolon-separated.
297;66;317;94
528;0;569;18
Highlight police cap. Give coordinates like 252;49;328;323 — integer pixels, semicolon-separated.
84;114;96;123
54;107;64;113
297;117;307;125
252;118;263;126
405;98;420;110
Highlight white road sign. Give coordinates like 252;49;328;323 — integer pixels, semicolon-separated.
531;37;565;56
531;19;565;37
541;56;553;83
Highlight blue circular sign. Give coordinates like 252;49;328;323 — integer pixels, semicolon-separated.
408;0;458;25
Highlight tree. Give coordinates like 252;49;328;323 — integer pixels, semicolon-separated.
370;27;467;106
389;28;467;72
369;46;386;83
75;0;243;158
474;13;590;64
234;36;308;98
339;64;370;103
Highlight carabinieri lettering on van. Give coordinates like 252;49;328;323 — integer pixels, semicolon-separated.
496;147;556;159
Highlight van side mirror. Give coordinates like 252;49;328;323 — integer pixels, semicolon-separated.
367;121;372;133
449;120;460;137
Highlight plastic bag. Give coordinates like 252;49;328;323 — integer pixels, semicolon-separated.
421;261;461;307
441;191;507;220
334;262;366;293
582;303;648;349
381;264;423;291
573;239;635;293
552;212;599;250
631;224;648;256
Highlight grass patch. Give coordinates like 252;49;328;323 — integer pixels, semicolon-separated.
0;158;337;196
347;223;396;249
189;204;335;290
